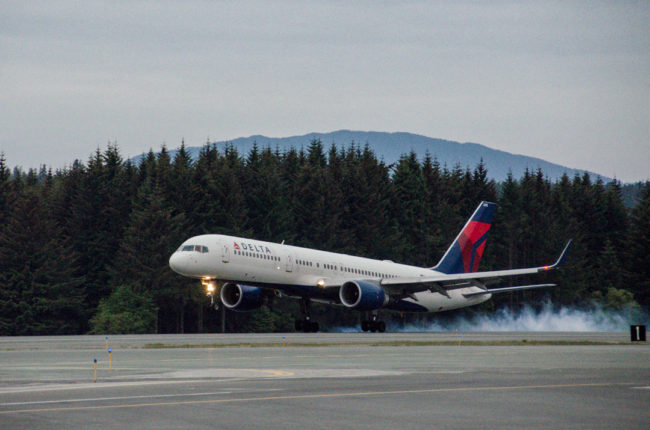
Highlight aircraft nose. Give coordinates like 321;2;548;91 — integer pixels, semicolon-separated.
169;252;183;274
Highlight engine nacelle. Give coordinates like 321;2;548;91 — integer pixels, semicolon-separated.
220;283;266;312
339;280;388;311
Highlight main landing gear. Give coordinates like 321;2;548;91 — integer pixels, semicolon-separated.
361;312;386;333
295;298;319;333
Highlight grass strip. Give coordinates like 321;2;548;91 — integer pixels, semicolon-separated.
141;339;629;349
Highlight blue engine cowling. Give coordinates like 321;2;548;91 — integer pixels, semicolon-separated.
339;280;388;311
220;283;266;312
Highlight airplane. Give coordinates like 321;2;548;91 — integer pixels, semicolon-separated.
169;201;571;332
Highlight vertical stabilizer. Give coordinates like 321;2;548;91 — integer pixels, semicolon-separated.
432;201;497;274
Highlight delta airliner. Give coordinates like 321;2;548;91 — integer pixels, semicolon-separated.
169;201;571;332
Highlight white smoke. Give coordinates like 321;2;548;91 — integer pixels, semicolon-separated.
330;302;646;333
389;301;643;332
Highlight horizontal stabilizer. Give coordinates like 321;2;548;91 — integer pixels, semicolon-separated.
463;283;555;298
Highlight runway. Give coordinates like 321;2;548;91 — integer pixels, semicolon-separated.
1;333;648;429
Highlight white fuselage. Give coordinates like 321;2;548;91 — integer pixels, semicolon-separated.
169;234;491;313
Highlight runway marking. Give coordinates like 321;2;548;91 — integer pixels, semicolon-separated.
0;390;280;406
0;378;257;394
0;381;637;415
239;369;294;377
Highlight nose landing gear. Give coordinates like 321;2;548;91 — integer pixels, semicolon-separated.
295;298;319;333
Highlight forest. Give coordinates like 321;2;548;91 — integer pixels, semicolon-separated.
0;140;648;335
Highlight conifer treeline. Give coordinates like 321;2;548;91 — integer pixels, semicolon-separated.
0;140;648;334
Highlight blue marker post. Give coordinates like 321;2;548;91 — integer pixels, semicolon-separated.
108;348;112;371
93;358;98;382
282;335;286;347
457;331;462;347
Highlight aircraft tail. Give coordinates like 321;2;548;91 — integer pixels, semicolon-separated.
432;201;497;274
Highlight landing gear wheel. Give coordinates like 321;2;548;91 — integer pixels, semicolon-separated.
361;319;386;333
378;321;386;333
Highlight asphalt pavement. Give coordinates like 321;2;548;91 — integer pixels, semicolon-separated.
0;333;648;429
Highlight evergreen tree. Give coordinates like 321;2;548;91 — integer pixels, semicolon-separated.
390;151;428;265
292;140;339;249
626;182;650;307
0;186;85;334
0;153;11;220
109;176;185;333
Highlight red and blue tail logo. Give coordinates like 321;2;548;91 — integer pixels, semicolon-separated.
434;202;496;274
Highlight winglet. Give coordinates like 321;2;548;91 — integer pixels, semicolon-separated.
543;239;572;271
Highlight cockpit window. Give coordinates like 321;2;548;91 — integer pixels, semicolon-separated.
180;244;209;253
184;245;209;252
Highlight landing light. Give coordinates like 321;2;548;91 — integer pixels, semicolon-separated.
317;279;326;288
207;282;216;294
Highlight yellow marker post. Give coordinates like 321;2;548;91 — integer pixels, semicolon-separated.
282;336;286;347
458;332;462;347
108;348;112;371
93;358;98;382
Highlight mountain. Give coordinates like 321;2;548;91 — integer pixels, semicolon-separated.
133;130;612;183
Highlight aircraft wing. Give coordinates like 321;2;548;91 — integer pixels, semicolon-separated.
379;240;572;298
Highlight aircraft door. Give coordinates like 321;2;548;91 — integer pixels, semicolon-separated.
285;254;293;272
222;244;230;263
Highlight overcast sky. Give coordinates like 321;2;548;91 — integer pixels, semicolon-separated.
1;1;648;181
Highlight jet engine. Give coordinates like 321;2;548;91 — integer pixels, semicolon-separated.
339;280;388;311
220;283;266;312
